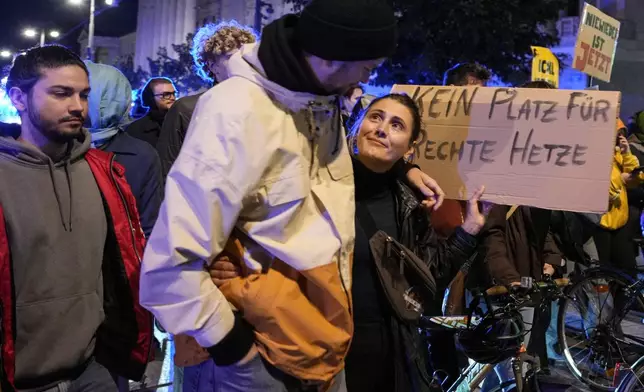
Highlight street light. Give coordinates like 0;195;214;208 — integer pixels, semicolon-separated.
23;29;37;38
68;0;116;60
0;50;11;59
68;0;114;4
23;28;60;46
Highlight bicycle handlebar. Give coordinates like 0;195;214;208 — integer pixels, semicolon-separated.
484;278;570;297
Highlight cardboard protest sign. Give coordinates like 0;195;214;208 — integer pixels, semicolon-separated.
573;3;620;82
531;46;559;88
390;85;621;213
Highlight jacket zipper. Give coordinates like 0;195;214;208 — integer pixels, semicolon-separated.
109;155;141;263
308;102;353;313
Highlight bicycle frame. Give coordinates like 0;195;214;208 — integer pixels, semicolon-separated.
440;361;494;392
436;346;540;392
428;277;568;391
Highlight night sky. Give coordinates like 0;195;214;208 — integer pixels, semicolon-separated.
0;0;138;66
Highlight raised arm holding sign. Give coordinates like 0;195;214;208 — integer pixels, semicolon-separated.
391;84;621;213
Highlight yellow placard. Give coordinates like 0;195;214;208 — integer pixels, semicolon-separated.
573;3;620;82
531;46;559;88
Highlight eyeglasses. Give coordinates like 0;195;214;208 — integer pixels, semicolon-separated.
154;91;177;100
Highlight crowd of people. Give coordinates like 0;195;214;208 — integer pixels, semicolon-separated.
0;0;642;391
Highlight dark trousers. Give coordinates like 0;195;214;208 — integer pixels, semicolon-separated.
592;222;639;330
593;224;638;276
627;205;643;256
345;322;394;392
426;330;461;389
527;303;552;369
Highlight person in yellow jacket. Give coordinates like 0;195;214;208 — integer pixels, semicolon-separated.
592;119;640;275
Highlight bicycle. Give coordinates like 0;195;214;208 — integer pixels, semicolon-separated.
557;263;644;391
422;276;569;392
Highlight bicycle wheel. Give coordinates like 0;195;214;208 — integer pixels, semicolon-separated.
617;360;644;391
558;267;644;391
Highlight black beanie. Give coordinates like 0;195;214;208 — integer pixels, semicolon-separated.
295;0;398;62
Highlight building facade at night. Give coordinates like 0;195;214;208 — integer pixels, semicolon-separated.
78;31;137;65
554;0;644;117
133;0;293;72
594;0;644;118
129;0;643;116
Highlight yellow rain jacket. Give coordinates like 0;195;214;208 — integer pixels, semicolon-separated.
600;119;641;230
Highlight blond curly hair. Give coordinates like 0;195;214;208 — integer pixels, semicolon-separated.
191;20;257;82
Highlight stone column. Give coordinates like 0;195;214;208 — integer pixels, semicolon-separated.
135;0;198;72
134;0;154;71
151;0;164;57
161;0;172;50
174;0;185;45
183;0;197;40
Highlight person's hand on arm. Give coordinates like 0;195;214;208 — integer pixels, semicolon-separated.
208;256;241;286
403;166;445;211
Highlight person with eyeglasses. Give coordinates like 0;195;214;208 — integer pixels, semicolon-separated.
126;77;177;149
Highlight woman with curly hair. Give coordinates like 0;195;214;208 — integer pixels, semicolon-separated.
157;21;257;177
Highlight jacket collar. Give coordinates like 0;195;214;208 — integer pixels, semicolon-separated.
99;132;138;156
231;43;338;113
135;114;161;133
395;180;421;216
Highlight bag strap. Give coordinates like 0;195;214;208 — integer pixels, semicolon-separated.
356;203;379;239
506;205;518;220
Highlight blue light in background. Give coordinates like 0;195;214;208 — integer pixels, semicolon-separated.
131;89;138;107
0;77;20;124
